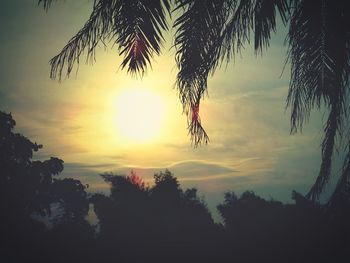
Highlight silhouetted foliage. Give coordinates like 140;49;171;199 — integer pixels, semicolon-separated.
217;190;350;263
0;112;63;218
91;169;218;262
0;111;93;262
1;111;350;262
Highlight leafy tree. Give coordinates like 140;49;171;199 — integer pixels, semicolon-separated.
217;190;349;262
218;191;283;232
0;111;63;218
0;111;91;221
91;169;217;261
0;111;94;262
93;171;150;250
37;0;350;201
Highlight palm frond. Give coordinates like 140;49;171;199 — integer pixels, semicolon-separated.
173;0;289;146
115;0;170;76
50;0;116;80
173;0;229;146
220;0;289;62
50;0;170;80
219;0;254;62
287;0;349;200
254;0;289;53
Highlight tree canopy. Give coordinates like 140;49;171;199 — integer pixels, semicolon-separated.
1;110;350;262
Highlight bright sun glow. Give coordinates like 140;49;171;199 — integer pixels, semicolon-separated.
114;88;166;143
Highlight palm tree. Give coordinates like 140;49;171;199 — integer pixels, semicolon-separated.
38;0;350;202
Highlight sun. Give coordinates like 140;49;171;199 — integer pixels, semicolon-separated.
114;88;166;143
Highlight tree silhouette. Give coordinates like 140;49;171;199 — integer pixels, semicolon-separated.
217;190;350;262
90;169;219;262
37;0;350;201
0;111;63;219
1;109;350;262
0;111;94;262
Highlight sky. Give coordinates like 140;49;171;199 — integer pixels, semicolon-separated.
0;0;336;220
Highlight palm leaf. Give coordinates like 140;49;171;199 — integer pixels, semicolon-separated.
173;0;289;146
287;0;349;200
114;0;170;76
50;0;116;80
173;0;229;146
49;0;170;80
220;0;289;62
254;0;289;53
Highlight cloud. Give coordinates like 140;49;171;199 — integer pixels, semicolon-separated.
59;157;277;192
167;160;236;179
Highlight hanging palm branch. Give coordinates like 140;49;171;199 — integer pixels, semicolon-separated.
114;0;170;76
49;0;116;80
254;0;289;53
219;0;288;63
173;0;229;145
173;0;288;145
45;0;170;80
287;0;349;200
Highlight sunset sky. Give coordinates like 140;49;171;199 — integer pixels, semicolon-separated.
0;0;336;219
